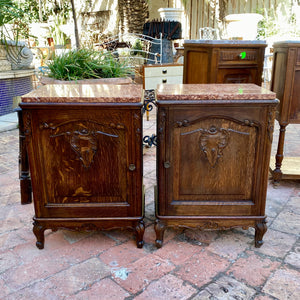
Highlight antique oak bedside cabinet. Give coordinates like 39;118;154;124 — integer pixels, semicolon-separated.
155;84;278;248
270;41;300;182
20;84;145;249
183;40;266;86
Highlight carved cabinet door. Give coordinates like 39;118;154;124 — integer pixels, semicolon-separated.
157;105;272;217
25;106;143;219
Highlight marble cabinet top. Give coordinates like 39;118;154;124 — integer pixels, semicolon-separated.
184;40;267;45
156;84;276;101
21;84;143;103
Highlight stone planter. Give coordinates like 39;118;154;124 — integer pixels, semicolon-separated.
158;8;184;22
0;42;33;70
224;13;263;40
0;45;12;71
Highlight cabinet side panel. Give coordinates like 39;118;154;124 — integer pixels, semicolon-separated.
271;51;287;118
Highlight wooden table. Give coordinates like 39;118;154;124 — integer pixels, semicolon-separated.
155;83;278;248
270;41;300;182
20;84;145;249
183;40;266;85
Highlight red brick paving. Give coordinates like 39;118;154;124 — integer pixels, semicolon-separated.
0;117;299;299
226;250;281;286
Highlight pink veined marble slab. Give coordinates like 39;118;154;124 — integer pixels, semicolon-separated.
156;84;276;100
21;84;143;103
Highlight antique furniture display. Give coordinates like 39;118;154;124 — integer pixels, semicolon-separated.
270;41;300;182
20;84;145;249
155;83;278;248
183;40;266;85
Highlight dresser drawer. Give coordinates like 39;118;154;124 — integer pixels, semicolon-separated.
145;76;182;90
219;48;259;65
144;65;183;77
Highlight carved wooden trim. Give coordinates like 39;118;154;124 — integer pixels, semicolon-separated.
175;116;260;130
199;126;229;167
176;119;190;127
23;111;32;140
243;119;256;127
40;119;126;132
40;120;123;168
158;108;167;138
220;49;258;61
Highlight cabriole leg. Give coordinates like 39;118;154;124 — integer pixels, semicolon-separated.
154;219;166;248
135;220;145;248
33;221;46;249
255;221;267;248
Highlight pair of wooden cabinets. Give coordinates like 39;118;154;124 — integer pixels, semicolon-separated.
19;83;277;249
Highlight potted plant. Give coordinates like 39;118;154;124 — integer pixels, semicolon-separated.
40;48;133;85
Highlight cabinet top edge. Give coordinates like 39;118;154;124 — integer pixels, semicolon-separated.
156;84;276;101
273;40;300;47
184;40;267;46
21;84;143;104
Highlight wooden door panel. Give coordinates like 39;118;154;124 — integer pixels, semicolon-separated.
41;120;127;204
30;109;139;218
184;50;209;83
173;117;257;200
161;110;263;216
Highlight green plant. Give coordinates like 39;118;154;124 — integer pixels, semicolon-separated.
46;48;132;81
0;0;27;42
131;39;144;55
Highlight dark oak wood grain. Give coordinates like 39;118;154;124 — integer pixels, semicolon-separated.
155;84;278;248
20;100;145;249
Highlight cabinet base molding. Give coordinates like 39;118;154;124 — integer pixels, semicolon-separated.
154;216;267;249
33;218;145;249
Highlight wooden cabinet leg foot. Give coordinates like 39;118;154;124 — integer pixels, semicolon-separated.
135;220;145;248
33;221;46;250
273;124;287;184
255;221;267;248
154;219;166;248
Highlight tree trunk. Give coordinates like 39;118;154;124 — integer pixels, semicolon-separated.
38;0;43;22
70;0;80;48
118;0;149;34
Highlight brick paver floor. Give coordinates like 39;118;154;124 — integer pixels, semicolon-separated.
0;108;299;299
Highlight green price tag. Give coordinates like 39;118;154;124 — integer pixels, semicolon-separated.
240;51;246;59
